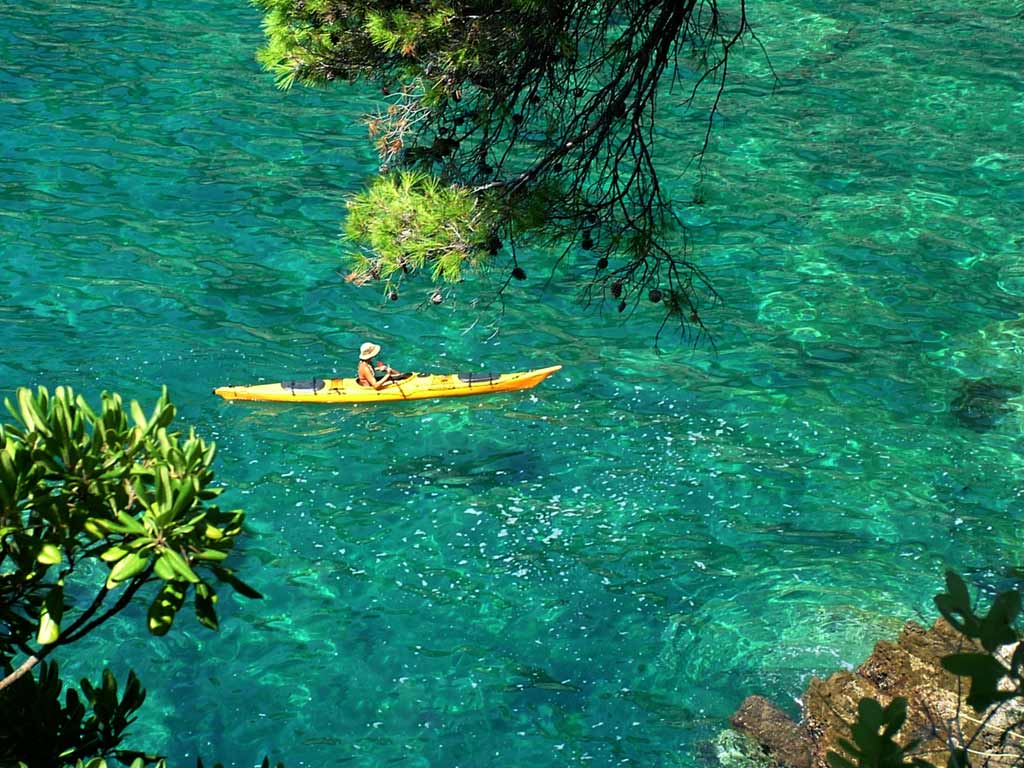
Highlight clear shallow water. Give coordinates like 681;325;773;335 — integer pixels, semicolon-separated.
1;1;1023;766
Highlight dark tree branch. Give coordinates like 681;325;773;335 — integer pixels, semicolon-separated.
257;0;761;338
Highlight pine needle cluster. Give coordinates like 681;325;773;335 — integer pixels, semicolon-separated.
344;171;491;285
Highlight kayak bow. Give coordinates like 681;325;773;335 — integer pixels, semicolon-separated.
213;365;562;404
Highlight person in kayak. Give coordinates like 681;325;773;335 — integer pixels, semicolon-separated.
357;342;404;389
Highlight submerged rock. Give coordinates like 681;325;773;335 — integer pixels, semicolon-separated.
949;377;1022;431
712;728;781;768
730;618;1024;768
729;696;810;768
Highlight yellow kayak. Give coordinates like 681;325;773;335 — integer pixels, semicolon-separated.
213;365;562;404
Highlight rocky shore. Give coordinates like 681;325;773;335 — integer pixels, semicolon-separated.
725;618;1023;768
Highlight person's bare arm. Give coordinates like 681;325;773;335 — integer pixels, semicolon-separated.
360;361;392;389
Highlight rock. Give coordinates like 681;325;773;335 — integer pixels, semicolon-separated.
730;695;811;768
858;640;917;692
949;377;1022;431
802;671;883;765
713;728;781;768
729;619;1024;768
893;619;976;692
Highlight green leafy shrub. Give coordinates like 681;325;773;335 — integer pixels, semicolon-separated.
0;386;263;766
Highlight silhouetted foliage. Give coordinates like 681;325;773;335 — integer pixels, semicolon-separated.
830;571;1024;768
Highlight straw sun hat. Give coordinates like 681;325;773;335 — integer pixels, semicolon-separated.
359;342;381;360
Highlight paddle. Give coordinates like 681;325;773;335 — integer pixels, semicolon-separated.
377;362;412;398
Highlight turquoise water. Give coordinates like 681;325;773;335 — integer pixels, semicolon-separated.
2;1;1023;765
